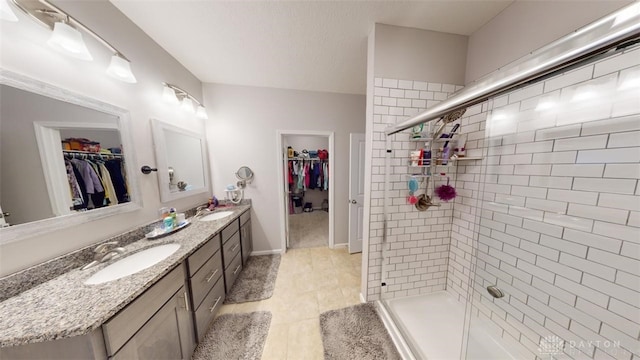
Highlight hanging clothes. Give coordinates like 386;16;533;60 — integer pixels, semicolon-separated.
70;161;89;210
105;159;129;203
65;160;84;209
98;162;118;206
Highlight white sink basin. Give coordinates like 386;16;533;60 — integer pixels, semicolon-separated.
199;211;234;222
84;243;180;285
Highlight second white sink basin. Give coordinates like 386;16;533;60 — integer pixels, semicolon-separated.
199;211;234;222
84;243;180;285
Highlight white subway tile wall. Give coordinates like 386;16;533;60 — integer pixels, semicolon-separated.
367;78;462;300
447;48;640;359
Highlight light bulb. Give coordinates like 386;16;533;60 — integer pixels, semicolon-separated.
0;0;18;22
162;85;179;104
196;105;208;120
181;97;194;113
106;54;137;83
47;21;93;61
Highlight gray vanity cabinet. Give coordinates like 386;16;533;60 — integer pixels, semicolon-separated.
186;234;225;341
240;211;252;265
104;264;195;360
221;220;242;293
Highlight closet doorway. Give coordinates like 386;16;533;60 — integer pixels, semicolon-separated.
276;131;334;251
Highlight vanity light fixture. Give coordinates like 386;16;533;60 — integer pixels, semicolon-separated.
10;0;137;83
162;82;209;119
47;20;93;61
181;97;195;113
196;105;209;120
1;0;18;22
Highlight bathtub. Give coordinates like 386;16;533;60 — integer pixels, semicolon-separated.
377;291;531;359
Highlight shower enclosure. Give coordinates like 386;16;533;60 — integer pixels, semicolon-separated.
374;4;640;359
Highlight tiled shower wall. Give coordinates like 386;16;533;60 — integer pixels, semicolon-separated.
367;78;463;300
448;47;640;359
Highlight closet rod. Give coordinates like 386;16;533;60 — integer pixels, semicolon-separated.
385;2;640;136
63;150;123;160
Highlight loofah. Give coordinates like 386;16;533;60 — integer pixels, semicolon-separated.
435;177;457;202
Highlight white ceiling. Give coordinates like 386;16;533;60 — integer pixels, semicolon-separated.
112;1;514;95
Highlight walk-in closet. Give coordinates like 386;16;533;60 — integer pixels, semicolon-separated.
284;135;330;249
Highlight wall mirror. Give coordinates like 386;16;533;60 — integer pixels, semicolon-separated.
151;118;210;203
0;70;142;244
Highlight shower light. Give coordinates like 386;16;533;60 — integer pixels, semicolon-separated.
196;105;209;120
47;21;93;61
106;54;137;84
0;0;18;22
162;85;179;104
181;97;195;113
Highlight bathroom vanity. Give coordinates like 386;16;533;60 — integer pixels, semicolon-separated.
0;206;252;359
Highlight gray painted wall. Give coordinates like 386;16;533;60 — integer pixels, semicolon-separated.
203;83;365;253
464;0;633;83
374;24;468;85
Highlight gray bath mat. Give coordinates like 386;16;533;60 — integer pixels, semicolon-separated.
225;255;281;303
192;311;271;360
320;303;401;360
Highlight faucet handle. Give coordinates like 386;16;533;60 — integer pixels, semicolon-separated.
94;241;119;254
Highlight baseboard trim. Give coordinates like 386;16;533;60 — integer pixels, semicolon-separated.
376;300;417;360
359;292;366;303
250;249;282;256
333;243;347;248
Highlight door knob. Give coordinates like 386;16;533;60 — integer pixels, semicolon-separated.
350;200;357;204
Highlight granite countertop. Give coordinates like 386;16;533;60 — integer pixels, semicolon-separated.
0;205;250;348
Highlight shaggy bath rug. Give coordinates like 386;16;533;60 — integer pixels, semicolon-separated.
192;311;272;360
224;255;281;303
320;303;401;360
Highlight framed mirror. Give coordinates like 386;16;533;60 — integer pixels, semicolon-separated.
0;70;142;244
151;118;210;203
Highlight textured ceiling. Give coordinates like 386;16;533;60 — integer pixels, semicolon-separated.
112;1;513;94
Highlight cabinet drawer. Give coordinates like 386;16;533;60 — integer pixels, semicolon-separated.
187;235;220;277
222;232;241;269
224;253;243;293
221;220;239;244
240;210;250;225
190;250;223;309
103;264;186;356
194;277;225;341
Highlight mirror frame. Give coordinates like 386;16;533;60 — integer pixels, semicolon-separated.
151;118;210;203
0;69;143;245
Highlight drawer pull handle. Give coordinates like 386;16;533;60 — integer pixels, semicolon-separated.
233;264;241;275
183;291;190;312
231;244;239;252
209;296;222;312
206;269;219;283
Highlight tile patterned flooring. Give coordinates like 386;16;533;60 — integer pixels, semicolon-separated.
217;246;363;360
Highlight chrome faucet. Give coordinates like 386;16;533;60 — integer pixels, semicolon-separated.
81;241;127;270
194;205;212;218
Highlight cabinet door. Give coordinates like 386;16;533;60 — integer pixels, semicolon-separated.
111;286;195;360
241;220;252;265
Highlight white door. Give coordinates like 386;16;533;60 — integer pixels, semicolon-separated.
348;133;365;254
283;149;291;249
